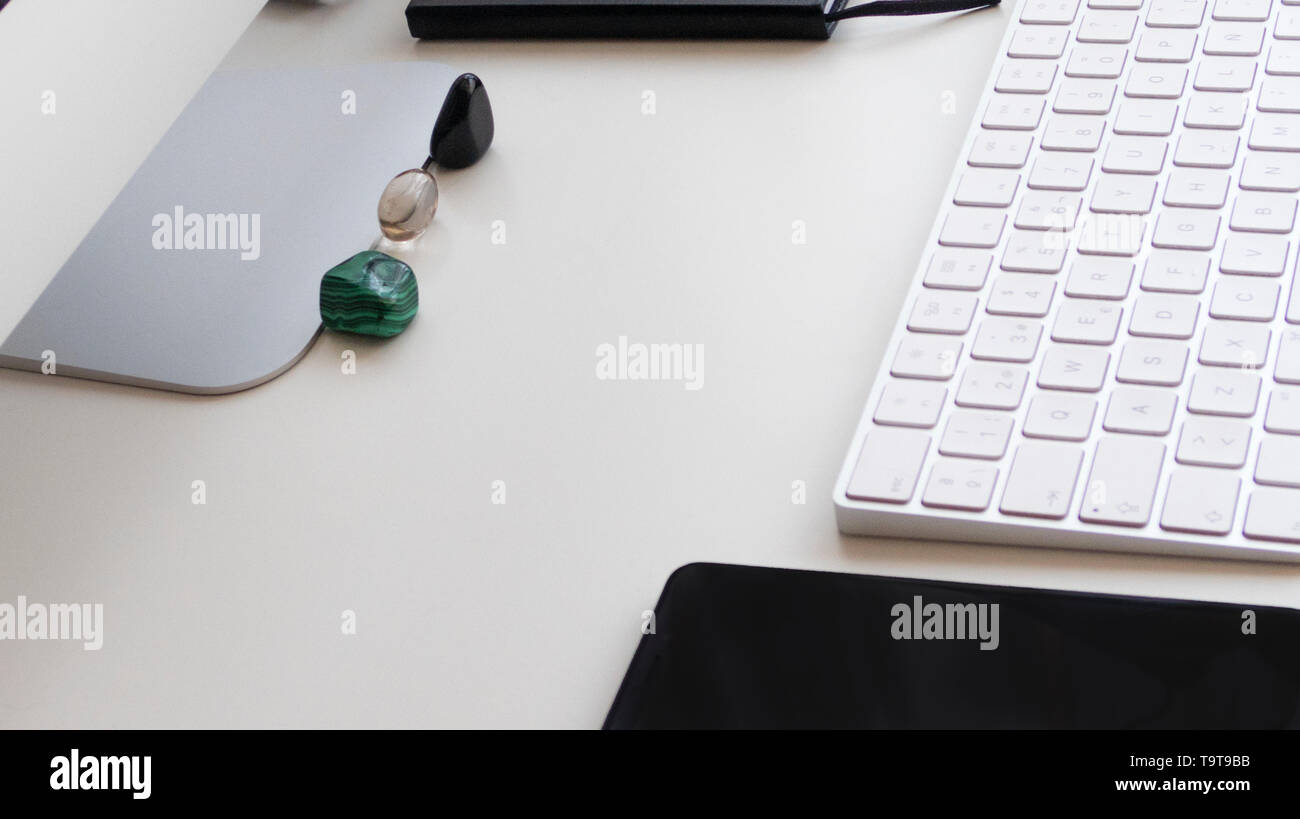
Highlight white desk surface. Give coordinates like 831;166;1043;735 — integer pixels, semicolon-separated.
2;0;1299;729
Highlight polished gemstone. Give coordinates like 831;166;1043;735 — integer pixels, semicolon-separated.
430;73;494;169
319;251;418;338
377;168;438;241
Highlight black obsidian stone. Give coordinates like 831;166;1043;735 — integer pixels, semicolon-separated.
430;73;494;169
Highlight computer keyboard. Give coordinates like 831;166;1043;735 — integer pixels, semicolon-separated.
834;0;1300;561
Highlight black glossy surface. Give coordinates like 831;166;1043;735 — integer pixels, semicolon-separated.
430;73;494;169
605;563;1300;729
405;0;838;40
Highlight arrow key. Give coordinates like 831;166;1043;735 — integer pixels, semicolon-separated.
1176;417;1252;466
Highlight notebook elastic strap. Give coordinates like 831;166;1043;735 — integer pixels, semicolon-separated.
826;0;1001;22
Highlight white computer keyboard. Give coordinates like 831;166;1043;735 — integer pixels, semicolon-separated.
834;0;1300;561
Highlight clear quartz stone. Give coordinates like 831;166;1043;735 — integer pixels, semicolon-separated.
377;168;438;241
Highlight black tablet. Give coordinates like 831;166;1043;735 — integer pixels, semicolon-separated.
604;563;1300;729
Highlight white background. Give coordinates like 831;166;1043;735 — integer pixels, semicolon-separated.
1;0;1297;728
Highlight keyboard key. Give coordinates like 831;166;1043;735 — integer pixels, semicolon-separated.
1183;92;1247;128
1199;321;1270;367
939;207;1007;247
1077;213;1147;254
924;249;993;290
1147;0;1207;27
908;291;978;334
922;459;1000;510
1125;64;1188;97
1038;344;1111;390
1255;435;1300;485
890;335;964;380
955;363;1029;409
1130;293;1200;337
1285;277;1300;322
987;273;1057;316
1243;486;1300;541
1009;26;1070;58
1229;191;1298;233
1115;100;1180;135
1190;55;1253;90
1021;0;1083;23
1023;392;1098;440
1041;115;1107;151
1152;208;1220;249
1028;154;1096;190
1162;168;1230;207
939;411;1015;458
1091;174;1158;212
1203;22;1265;56
1066;44;1129;77
1187;368;1262;415
996;60;1059;94
1275;328;1300;382
1265;385;1300;431
1142;249;1210;292
1102;387;1178;434
874;380;947;428
1117;338;1190;384
1177;416;1253;464
1209;277;1279;320
1054;79;1118;113
1160;467;1239;534
1277;6;1300;37
1194;56;1257;90
954;169;1020;207
1079;436;1166;525
1015;190;1083;230
1078;10;1140;41
1248;113;1300;150
1136;29;1199;61
1102;136;1168;173
1258;76;1300;112
1052;299;1123;343
1266;43;1300;75
1211;0;1272;20
972;317;1044;362
1220;234;1289;275
1000;442;1085;518
1001;230;1069;272
982;95;1047;130
1240;150;1300;190
1174;130;1240;166
1065;256;1134;298
846;428;930;503
969;130;1034;168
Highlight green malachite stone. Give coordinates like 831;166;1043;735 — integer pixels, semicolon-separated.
319;251;419;338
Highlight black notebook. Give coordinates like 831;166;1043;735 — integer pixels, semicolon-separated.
406;0;1000;40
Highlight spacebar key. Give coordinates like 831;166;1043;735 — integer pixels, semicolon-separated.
1000;442;1083;519
846;428;931;504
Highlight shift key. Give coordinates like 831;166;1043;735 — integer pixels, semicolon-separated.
1000;442;1084;519
846;428;931;504
1079;436;1165;526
